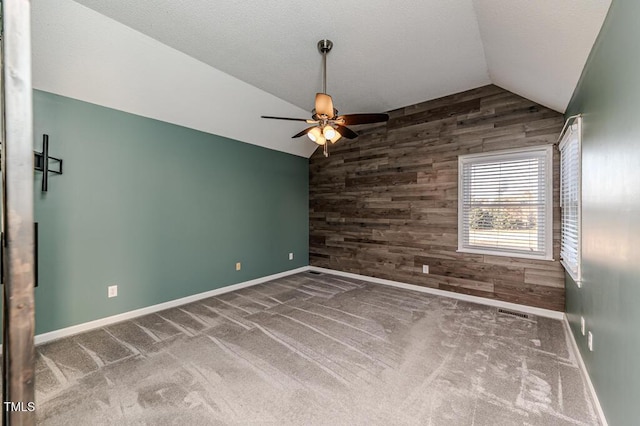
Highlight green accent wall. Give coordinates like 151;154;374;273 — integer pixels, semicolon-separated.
31;90;309;335
565;1;640;424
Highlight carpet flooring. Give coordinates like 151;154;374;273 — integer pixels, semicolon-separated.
33;272;599;425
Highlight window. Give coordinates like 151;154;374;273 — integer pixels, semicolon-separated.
458;146;553;260
559;117;581;282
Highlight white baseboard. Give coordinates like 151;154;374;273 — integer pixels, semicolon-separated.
33;266;310;346
30;265;564;346
563;315;608;426
308;266;564;320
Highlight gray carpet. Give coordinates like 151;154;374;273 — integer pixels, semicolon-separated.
34;272;599;425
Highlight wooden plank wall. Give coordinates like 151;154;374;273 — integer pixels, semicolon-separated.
309;85;566;311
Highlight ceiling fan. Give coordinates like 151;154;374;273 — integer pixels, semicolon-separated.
261;40;389;157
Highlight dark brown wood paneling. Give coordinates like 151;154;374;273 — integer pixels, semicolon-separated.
309;85;565;311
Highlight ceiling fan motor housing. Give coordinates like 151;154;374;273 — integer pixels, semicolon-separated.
317;39;333;54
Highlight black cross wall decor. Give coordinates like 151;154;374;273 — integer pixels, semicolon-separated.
0;134;63;192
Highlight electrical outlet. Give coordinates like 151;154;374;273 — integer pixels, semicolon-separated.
422;265;429;274
236;262;241;271
108;285;118;298
588;331;594;351
580;316;586;335
289;252;294;260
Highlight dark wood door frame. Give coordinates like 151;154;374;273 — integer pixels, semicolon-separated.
1;1;36;425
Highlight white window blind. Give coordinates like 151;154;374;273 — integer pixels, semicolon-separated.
458;146;553;260
559;117;581;282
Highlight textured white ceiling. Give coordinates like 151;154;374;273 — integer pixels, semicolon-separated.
37;0;611;157
72;0;611;115
32;0;317;158
473;0;612;113
72;0;492;115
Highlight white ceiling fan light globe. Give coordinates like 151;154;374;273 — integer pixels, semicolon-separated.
316;135;327;145
323;125;336;140
330;132;342;143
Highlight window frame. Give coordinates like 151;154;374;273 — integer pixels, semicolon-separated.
559;117;582;284
457;145;554;261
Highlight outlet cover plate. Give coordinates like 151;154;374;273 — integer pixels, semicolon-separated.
108;285;118;298
422;265;429;274
289;253;294;260
235;262;241;271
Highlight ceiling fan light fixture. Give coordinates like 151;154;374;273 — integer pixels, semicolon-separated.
323;125;336;140
307;126;322;142
260;39;390;156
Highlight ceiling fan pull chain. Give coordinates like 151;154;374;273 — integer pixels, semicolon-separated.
323;143;329;157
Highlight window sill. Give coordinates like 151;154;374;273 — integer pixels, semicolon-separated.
561;260;582;286
457;247;554;262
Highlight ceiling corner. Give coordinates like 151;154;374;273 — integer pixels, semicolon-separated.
473;0;612;113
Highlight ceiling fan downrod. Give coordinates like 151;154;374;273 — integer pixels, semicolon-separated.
318;39;333;95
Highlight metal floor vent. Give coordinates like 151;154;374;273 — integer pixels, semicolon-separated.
497;308;531;319
308;271;323;275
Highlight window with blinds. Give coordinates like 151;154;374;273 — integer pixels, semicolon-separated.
559;118;581;282
458;146;553;260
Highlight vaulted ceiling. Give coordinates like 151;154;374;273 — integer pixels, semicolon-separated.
32;1;611;157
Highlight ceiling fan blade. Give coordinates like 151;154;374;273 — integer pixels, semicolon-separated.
336;113;389;125
315;93;334;118
292;126;317;138
261;115;311;122
335;125;358;139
